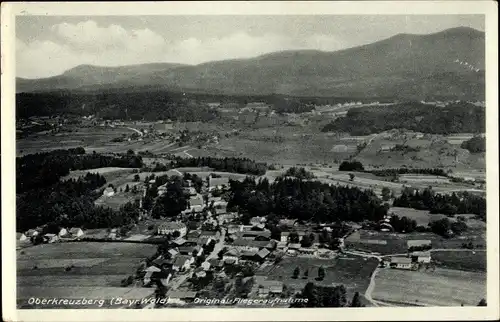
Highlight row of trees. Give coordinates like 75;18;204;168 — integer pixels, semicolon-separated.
291;282;363;307
321;101;485;135
167;156;268;176
282;167;315;180
393;187;486;220
370;167;448;177
228;177;388;223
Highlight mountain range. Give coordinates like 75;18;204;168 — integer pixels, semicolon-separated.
16;27;485;100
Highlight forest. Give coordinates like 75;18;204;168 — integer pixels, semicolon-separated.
393;187;486;220
227;177;388;223
321;101;485;135
17;148;143;193
460;136;486;153
16;173;140;232
167;156;268;176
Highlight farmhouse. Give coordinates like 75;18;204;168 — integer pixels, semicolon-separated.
42;233;59;244
407;240;432;251
58;228;68;237
410;251;432;263
17;232;27;241
299;248;317;256
223;249;240;264
25;229;40;238
157;222;187;237
257;280;284;297
103;186;115;197
389;257;413;270
231;239;276;252
178;245;203;257
172;255;194;271
199;230;220;240
379;144;396;152
68;227;84;238
188;195;205;209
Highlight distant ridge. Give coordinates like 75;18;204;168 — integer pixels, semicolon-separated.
16;27;485;100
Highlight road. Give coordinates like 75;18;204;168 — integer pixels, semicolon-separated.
364;266;380;306
169;228;226;291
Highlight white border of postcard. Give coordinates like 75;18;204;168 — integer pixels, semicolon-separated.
2;1;499;321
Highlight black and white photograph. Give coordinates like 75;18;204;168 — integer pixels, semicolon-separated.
2;1;498;321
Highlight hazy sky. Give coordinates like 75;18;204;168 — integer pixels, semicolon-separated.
16;15;484;79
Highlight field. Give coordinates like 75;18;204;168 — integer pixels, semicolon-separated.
345;228;486;255
256;255;378;300
372;267;486;306
17;242;157;308
432;250;486;272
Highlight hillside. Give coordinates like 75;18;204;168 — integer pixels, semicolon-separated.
16;27;485;99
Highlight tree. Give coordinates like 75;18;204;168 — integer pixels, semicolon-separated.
301;235;313;248
349;173;355;182
125;184;130;193
293;267;300;279
303;269;309;279
339;160;364;172
478;299;487;306
127;149;135;155
289;232;300;243
317;266;325;281
134;174;140;182
172;230;181;238
381;187;391;201
350;292;364;307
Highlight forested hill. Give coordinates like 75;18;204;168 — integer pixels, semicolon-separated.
321;101;485;135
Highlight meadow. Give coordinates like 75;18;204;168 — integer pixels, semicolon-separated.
372;267;486;306
17;242;157;308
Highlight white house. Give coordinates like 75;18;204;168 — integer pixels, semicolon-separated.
389;257;413;270
157;222;187;237
17;232;27;242
103;186;115;197
223;249;240;265
25;229;40;238
58;228;68;237
410;251;432;263
43;233;59;244
69;228;84;238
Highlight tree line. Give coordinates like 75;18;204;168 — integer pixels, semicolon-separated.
227;177;388;223
321;101;485;135
291;282;364;307
460;136;486;153
165;156;268;176
393;187;486;221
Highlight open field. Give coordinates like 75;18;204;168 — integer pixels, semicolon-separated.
432;250;486;272
372;267;486;306
17;242;156;308
345;229;486;255
62;167;138;182
256;255;378;299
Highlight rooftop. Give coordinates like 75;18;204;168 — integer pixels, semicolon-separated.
390;257;412;264
407;240;432;248
158;222;186;230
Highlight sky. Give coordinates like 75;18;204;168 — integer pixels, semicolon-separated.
16;15;484;79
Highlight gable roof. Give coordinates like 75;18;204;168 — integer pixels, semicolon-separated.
232;239;270;248
390;257;412;264
256;248;271;258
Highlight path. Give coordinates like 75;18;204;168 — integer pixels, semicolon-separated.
182;149;194;158
364;266;380;306
125;127;143;136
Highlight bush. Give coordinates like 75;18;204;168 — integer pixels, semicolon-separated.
339;160;364;172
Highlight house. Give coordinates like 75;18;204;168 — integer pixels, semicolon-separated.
168;249;179;258
186;230;201;239
256;248;271;260
68;227;84;238
407;240;432;251
194;267;207;278
257;280;284;297
25;229;40;238
280;230;308;242
214;207;227;216
288;243;301;250
252;223;266;230
208;258;223;269
152;257;174;270
108;229;118;239
299;248;317;256
201;261;211;271
178;245;203;257
276;241;288;250
389;257;413;270
143;266;162;285
379;144;396;152
250;216;267;226
188;195;205;209
199;230;220;240
103;186;115;197
231;239;274;252
171;237;187;246
278;219;297;228
228;225;243;234
410;251;432;263
223;249;240;265
42;233;59;243
17;232;27;242
183;187;198;196
157;185;168;196
236;230;272;241
172;255;194;271
58;228;68;237
157;222;187;237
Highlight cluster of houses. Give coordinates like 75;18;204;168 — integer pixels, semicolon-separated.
387;240;432;270
18;227;85;244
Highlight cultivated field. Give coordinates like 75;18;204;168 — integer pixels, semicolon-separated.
17;242;157;308
432;250;486;272
372;267;486;306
